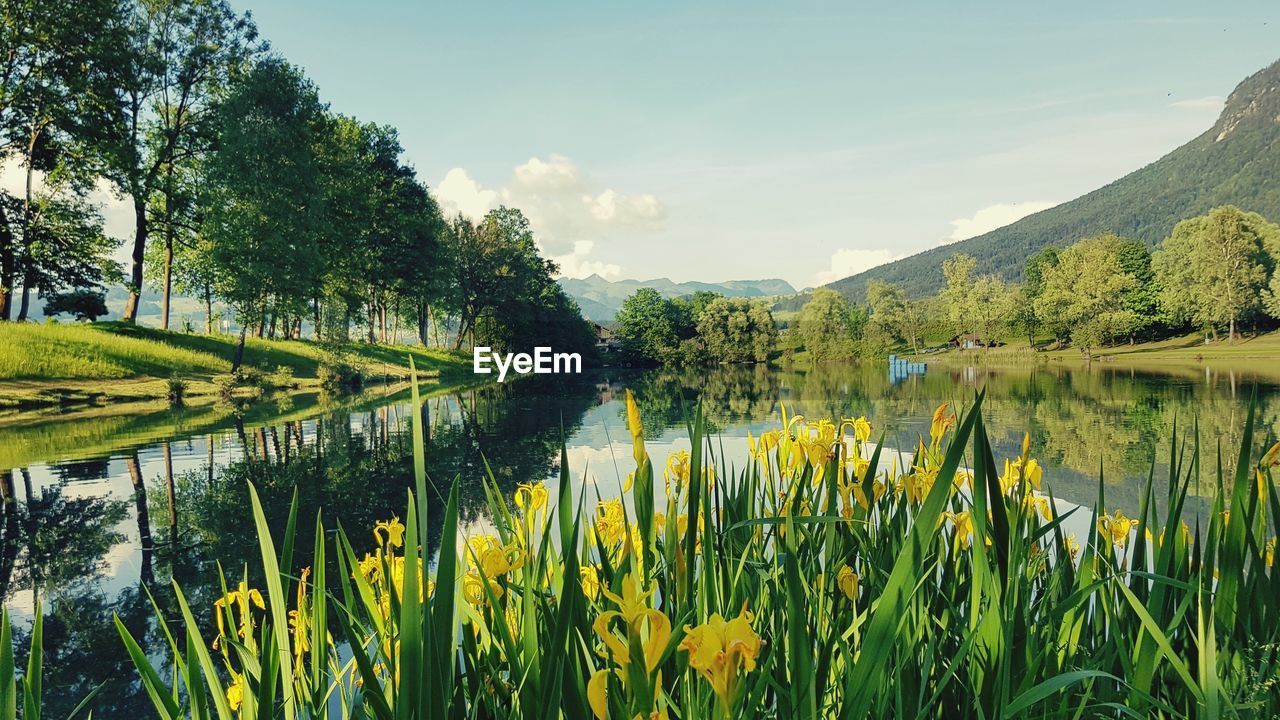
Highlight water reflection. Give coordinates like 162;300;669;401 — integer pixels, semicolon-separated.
0;360;1276;713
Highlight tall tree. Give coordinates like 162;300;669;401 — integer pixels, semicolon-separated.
0;0;128;319
939;254;978;339
107;0;255;323
696;297;778;364
799;287;858;360
1034;234;1137;354
201;57;324;369
1152;205;1280;342
865;280;925;354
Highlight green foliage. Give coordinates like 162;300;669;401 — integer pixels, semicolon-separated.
615;288;697;365
696;296;778;363
1034;233;1139;353
865;280;927;353
798;287;858;360
1153;205;1280;339
42;289;108;322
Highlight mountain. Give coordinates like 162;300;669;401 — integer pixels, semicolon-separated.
827;58;1280;301
559;274;797;322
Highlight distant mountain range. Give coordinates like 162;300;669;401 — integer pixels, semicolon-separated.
558;274;796;322
827;58;1280;301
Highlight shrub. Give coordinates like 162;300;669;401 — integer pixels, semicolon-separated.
42;289;108;321
318;350;363;391
166;374;187;406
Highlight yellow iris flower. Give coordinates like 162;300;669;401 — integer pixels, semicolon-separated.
679;605;763;710
1098;510;1137;548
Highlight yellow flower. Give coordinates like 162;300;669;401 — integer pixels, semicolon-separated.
226;671;244;712
1023;458;1043;491
626;389;646;466
213;580;265;642
462;571;505;605
943;511;975;551
1023;494;1053;522
373;517;406;549
664;450;691;496
1063;533;1081;562
836;565;858;602
930;403;955;443
514;482;549;514
1098;510;1137;548
1265;537;1275;567
1260;440;1280;468
581;564;602;601
587;668;614;719
851;416;872;443
679;605;763;709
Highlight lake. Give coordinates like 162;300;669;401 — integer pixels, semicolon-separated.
2;359;1278;713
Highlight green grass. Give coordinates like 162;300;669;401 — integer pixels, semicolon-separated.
0;321;471;384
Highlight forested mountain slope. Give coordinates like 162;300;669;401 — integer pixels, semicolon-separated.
828;59;1280;300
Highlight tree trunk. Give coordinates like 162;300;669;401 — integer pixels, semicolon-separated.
418;302;429;345
160;234;173;330
0;202;14;320
16;276;31;321
122;197;149;323
313;297;322;341
204;285;213;334
231;324;248;372
161;160;175;331
1229;317;1236;344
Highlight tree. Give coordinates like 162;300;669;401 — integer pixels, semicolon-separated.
200;57;325;370
799;288;857;360
0;0;129;319
939;254;978;338
43;289;108;321
1011;246;1061;346
970;275;1018;348
1114;238;1161;341
615;288;686;365
1034;234;1137;354
865;280;925;353
696;297;778;364
1152;205;1280;342
107;0;256;323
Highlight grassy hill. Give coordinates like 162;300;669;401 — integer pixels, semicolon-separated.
0;322;473;410
559;274;796;322
827;58;1280;301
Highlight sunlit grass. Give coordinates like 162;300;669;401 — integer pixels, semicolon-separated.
0;323;229;380
97;359;1280;718
0;322;471;382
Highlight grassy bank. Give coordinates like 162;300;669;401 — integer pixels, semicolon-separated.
0;321;473;410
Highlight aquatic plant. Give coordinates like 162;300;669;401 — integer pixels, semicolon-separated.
111;360;1280;718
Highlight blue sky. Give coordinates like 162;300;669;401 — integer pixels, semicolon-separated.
241;0;1278;288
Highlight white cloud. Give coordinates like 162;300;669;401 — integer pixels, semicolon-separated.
944;201;1056;244
1169;95;1224;111
813;248;904;286
433;155;665;279
550;240;622;279
435;167;499;220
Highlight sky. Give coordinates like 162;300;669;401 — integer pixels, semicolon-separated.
19;1;1280;290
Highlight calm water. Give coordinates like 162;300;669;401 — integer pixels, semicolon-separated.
2;360;1278;712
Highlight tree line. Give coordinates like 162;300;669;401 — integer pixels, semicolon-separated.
0;0;593;366
613;288;779;365
796;205;1280;358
